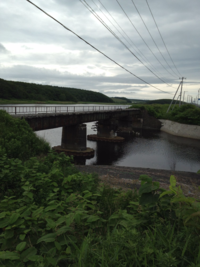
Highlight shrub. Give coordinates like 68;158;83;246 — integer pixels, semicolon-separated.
0;110;50;160
0;153;200;266
130;103;200;125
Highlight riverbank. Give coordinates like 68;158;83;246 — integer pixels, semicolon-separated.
160;119;200;140
0;99;129;105
76;165;200;197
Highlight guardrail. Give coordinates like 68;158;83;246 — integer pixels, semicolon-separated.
0;105;129;115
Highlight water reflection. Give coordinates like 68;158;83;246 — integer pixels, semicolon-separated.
113;131;200;172
35;121;200;173
94;142;124;165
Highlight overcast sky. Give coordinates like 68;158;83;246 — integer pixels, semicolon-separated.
1;0;200;100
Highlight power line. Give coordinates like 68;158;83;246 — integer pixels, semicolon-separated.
90;0;150;67
145;0;182;77
26;0;174;95
81;0;176;88
91;0;174;84
115;0;178;79
131;0;179;77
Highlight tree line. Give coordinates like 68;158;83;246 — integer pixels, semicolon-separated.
0;78;114;103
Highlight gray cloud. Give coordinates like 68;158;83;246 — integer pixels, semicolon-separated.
0;0;199;100
0;43;9;54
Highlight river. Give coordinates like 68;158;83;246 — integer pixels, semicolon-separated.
36;120;200;173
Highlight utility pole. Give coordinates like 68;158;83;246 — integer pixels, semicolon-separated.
179;77;186;106
183;91;187;104
166;77;186;113
187;95;192;103
166;82;181;113
198;89;200;106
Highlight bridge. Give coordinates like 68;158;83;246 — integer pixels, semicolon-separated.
1;105;161;160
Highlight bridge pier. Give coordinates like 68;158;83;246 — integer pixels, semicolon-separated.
61;124;86;151
88;119;124;142
53;124;94;162
97;120;116;138
117;116;143;137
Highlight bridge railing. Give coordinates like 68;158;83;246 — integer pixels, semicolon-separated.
0;105;130;115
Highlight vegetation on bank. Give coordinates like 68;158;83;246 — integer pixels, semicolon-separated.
145;99;173;104
112;97;132;104
1;111;200;266
0;99;76;105
131;103;200;126
130;99;173;104
1;152;200;266
0;78;113;103
0;99;126;105
0;110;50;160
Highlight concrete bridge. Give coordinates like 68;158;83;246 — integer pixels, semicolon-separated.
1;105;161;160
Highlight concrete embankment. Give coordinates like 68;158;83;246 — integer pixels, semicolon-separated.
160;120;200;140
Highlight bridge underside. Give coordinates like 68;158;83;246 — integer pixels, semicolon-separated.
17;109;141;131
15;108;161;162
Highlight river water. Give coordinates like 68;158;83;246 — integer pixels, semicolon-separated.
2;104;200;172
36;120;200;173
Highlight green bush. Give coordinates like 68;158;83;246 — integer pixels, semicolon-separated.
0;110;50;160
1;152;200;266
165;104;200;125
130;103;200;125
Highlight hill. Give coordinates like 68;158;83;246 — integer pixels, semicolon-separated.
0;78;114;103
112;97;132;104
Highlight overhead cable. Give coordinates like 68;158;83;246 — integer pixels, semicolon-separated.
26;0;174;95
115;0;178;79
93;0;177;87
145;0;182;76
91;0;162;77
131;0;179;77
81;0;176;88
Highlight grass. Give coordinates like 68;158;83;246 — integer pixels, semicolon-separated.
0;99;130;105
111;98;129;104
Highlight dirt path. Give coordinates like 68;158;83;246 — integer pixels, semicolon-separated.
76;165;200;197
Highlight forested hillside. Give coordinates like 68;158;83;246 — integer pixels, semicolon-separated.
112;97;132;104
0;78;113;103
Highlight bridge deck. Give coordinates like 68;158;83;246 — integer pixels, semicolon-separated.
0;105;130;115
11;108;140;131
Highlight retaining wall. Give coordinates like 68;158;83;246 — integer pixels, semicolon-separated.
160;120;200;140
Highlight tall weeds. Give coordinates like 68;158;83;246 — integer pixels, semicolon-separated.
0;152;200;266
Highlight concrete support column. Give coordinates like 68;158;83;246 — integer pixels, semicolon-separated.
117;116;142;136
61;124;86;151
88;119;124;142
97;124;115;138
